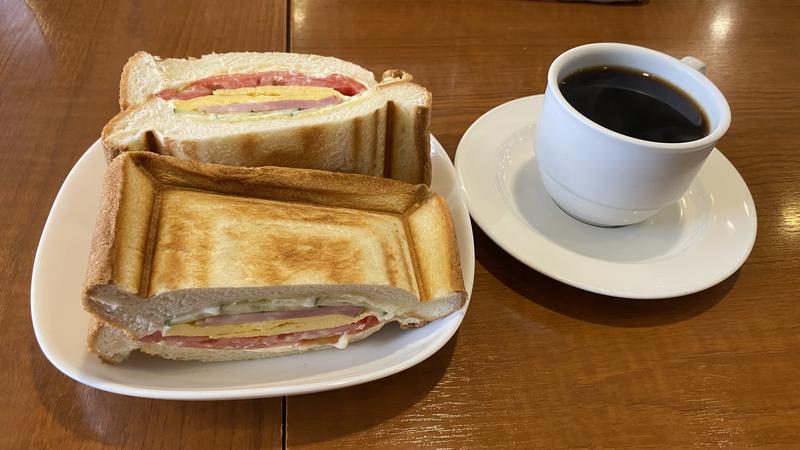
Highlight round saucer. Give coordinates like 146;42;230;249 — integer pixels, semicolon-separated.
455;95;757;299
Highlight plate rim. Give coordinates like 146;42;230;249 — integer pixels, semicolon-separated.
31;135;474;400
455;94;757;299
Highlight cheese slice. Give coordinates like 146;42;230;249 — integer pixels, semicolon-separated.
173;86;341;112
163;314;361;338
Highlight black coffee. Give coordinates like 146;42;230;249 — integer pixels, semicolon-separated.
559;66;709;143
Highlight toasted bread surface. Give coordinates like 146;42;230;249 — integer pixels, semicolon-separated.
149;189;417;296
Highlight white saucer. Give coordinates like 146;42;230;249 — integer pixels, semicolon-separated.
31;136;474;400
455;95;756;299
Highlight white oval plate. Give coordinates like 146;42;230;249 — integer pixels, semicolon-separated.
456;95;756;299
31;136;474;400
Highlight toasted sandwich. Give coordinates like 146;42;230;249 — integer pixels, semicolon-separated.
102;51;432;184
83;152;465;363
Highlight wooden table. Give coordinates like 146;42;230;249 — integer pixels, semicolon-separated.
0;1;286;448
3;0;798;448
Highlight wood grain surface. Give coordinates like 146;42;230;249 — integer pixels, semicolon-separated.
287;0;800;448
0;1;286;449
4;0;799;448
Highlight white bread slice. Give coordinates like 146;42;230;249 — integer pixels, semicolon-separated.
88;318;140;364
88;318;385;363
119;51;379;110
83;152;466;362
106;51;431;185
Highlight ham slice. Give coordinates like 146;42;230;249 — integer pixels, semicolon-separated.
140;316;380;349
199;305;365;326
260;72;366;96
191;73;262;90
198;95;341;114
174;84;214;100
156;71;367;101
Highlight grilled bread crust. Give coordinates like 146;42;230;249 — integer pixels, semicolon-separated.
83;152;466;350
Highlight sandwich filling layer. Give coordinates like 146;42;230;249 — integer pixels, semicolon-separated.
156;71;367;118
138;304;382;350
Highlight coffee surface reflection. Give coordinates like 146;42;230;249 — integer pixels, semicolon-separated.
559;66;709;143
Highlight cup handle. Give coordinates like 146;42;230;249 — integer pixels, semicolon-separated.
680;56;707;75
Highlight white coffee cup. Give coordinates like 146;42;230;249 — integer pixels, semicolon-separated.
534;43;731;226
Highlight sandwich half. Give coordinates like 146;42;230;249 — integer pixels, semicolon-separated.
102;51;432;184
83;152;465;363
